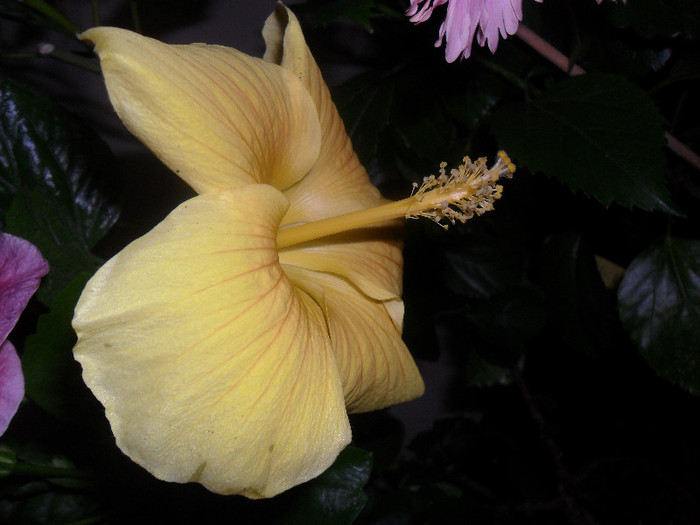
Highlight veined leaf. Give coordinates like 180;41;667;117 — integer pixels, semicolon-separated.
22;273;96;422
333;70;395;165
276;446;372;525
538;233;620;358
0;80;121;303
492;74;675;213
294;0;377;31
608;0;700;39
618;238;700;395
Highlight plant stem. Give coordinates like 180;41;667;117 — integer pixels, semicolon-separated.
475;55;528;91
130;1;142;33
67;514;111;525
513;368;599;525
11;461;91;479
515;23;700;173
22;0;80;34
90;0;100;26
39;45;100;72
0;50;39;59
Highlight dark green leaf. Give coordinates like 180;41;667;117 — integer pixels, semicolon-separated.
0;446;16;478
333;70;395;165
22;273;97;422
579;36;672;81
608;0;700;39
618;238;700;395
492;74;675;213
466;285;548;352
0;80;121;303
276;446;372;525
0;446;99;525
295;0;377;31
349;411;404;473
655;49;700;91
4;193;97;305
463;350;517;388
458;285;545;387
0;485;99;525
538;233;620;358
442;222;528;299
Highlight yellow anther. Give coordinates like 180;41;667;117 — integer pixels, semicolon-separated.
404;152;515;229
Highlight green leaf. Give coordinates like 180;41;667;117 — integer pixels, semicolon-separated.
463;349;518;388
618;238;700;395
333;70;395;165
295;0;377;31
492;74;675;213
349;411;404;473
457;285;546;387
578;36;672;82
22;273;97;422
466;285;548;353
442;220;528;299
275;446;372;525
4;193;97;305
608;0;700;39
0;80;121;303
0;445;99;525
655;49;700;91
538;233;619;358
0;446;16;478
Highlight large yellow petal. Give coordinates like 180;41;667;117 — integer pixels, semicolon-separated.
81;27;322;195
264;6;404;301
72;184;350;498
286;266;424;413
263;5;385;223
279;228;404;301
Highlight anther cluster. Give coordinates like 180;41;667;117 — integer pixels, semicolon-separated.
407;151;515;229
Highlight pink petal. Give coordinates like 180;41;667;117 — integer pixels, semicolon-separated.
478;0;523;53
0;340;24;436
408;0;551;62
0;232;49;343
441;0;481;62
408;0;449;22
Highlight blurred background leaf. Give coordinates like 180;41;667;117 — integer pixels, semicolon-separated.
492;73;675;213
0;80;121;303
618;237;700;395
275;446;372;525
608;0;700;39
22;273;98;423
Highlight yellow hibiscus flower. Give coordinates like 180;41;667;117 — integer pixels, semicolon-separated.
72;3;513;499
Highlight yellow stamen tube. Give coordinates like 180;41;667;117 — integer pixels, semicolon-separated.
277;152;515;250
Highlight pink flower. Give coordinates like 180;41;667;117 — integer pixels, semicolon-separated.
408;0;623;62
0;232;49;436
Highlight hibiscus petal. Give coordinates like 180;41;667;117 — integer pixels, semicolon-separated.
0;232;49;343
80;27;322;194
0;341;24;436
72;184;350;498
286;266;424;413
279;228;404;301
263;6;404;300
263;5;385;223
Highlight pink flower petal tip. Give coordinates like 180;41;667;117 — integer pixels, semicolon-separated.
0;231;49;435
0;340;24;436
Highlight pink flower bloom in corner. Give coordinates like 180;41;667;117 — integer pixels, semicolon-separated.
407;0;540;62
0;232;49;436
408;0;623;62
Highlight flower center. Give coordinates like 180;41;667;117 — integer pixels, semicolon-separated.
276;151;515;250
